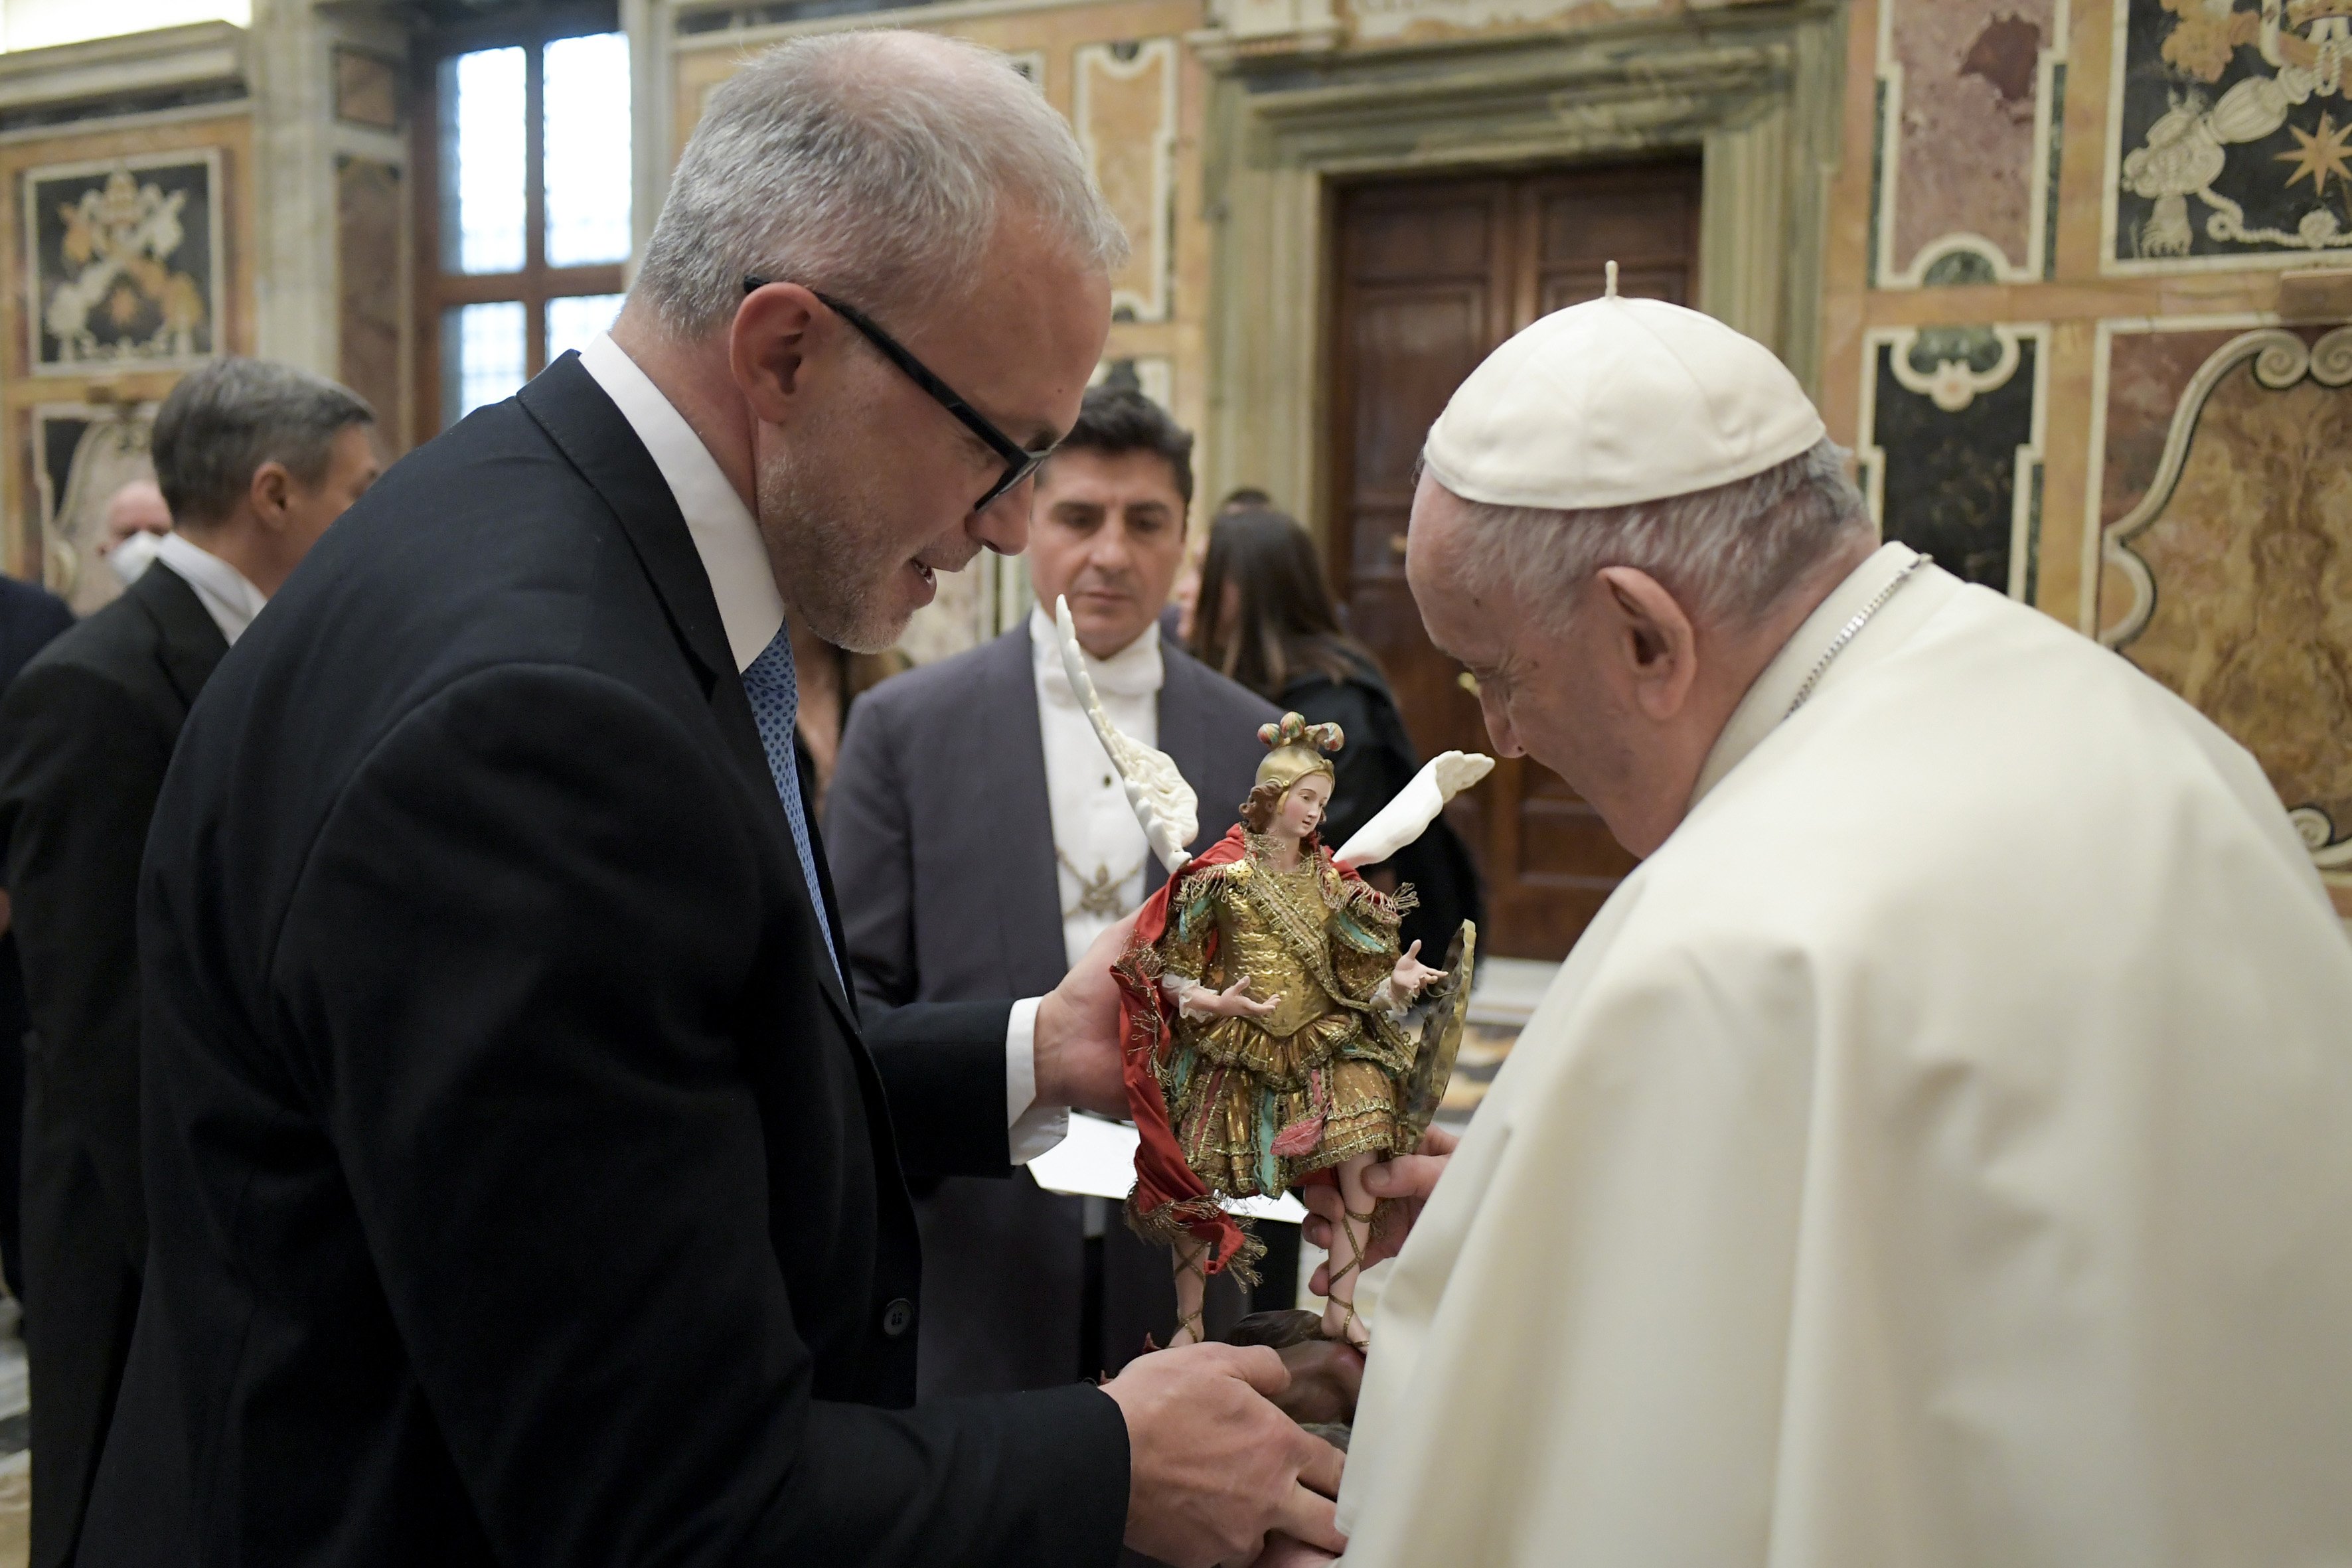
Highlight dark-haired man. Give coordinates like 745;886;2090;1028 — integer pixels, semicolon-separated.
829;386;1283;1400
0;358;376;1568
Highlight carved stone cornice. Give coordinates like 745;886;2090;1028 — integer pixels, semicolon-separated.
0;22;249;125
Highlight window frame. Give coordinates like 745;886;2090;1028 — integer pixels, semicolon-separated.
413;0;627;435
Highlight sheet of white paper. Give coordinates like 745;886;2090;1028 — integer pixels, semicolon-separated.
1029;1112;1304;1223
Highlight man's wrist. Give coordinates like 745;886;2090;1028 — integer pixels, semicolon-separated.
1031;986;1069;1109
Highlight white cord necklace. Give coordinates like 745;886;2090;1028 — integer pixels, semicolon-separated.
1784;554;1934;718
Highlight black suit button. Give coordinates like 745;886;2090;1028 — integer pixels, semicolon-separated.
881;1297;915;1338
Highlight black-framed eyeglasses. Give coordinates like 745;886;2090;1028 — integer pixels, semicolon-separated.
744;275;1054;515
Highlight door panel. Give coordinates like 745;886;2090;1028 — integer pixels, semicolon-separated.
1327;160;1703;961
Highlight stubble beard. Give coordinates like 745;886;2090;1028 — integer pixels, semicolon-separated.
753;430;909;657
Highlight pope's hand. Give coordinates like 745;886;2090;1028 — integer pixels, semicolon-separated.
1241;1537;1342;1568
1103;1342;1348;1568
1032;913;1140;1119
1303;1123;1458;1289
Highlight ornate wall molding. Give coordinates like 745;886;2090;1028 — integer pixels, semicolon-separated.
2102;324;2352;644
1197;1;1844;528
2099;323;2352;868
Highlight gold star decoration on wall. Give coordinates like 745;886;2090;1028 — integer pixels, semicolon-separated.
2278;112;2352;195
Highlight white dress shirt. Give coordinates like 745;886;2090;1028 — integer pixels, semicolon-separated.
1030;605;1160;969
153;530;269;645
577;332;1065;1162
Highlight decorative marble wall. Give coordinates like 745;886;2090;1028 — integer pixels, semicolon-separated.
1860;324;2049;595
1874;0;2069;285
2106;0;2352;270
1074;39;1176;325
335;156;403;441
0;109;255;592
2094;321;2352;867
1827;0;2352;915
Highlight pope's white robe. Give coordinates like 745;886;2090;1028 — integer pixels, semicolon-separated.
1335;543;2352;1568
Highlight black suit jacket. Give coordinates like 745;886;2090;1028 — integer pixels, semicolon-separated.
79;355;1129;1567
0;562;224;1568
0;570;79;1297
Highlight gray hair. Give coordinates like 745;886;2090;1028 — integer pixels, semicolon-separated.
1437;437;1875;631
151;358;374;528
635;31;1128;339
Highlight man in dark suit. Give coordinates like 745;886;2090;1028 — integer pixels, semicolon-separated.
80;33;1340;1568
0;574;76;1307
828;386;1285;1399
0;358;378;1568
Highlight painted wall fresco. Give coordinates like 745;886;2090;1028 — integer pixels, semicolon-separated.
25;151;222;374
2097;323;2352;868
2108;0;2352;270
1875;0;2069;285
1862;325;2049;597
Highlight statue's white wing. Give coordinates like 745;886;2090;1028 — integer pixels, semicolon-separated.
1055;596;1200;873
1334;751;1494;870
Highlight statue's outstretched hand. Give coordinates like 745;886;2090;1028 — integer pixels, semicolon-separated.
1187;977;1281;1020
1302;1123;1459;1289
1389;939;1447;998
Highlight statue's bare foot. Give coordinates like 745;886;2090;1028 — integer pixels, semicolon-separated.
1319;1302;1372;1352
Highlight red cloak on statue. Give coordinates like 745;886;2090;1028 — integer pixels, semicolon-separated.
1114;824;1360;1277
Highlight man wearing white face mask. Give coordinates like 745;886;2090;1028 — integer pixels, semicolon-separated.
96;482;171;587
829;384;1283;1404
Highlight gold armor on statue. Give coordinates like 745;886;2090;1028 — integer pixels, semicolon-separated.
1139;714;1473;1349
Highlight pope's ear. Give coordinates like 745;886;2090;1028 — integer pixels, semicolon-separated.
729;282;828;428
1596;566;1699;719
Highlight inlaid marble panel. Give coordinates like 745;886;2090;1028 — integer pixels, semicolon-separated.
1874;0;2069;285
2099;325;2352;866
1073;39;1177;324
337;157;403;450
2107;0;2352;270
1860;325;2049;597
29;402;159;615
24;151;222;374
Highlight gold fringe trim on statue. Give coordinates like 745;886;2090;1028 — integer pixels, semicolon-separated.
1123;1193;1265;1289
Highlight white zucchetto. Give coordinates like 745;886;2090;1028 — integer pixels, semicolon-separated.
1423;264;1828;510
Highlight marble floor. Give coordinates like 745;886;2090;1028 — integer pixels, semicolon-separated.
0;1312;27;1567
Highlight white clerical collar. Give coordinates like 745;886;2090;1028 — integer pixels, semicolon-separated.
1689;542;1934;810
578;333;783;674
153;530;268;645
1030;603;1164;702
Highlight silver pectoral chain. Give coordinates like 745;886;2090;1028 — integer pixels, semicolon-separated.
1784;554;1934;719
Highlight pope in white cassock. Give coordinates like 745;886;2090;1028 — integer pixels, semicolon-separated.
1292;275;2352;1568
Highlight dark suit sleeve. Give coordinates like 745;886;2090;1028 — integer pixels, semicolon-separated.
0;662;172;1265
271;665;1125;1567
827;694;1016;1180
827;690;918;1013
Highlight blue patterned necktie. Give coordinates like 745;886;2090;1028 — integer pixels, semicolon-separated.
740;623;842;986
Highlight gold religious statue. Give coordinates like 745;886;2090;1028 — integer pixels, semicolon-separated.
1049;599;1490;1351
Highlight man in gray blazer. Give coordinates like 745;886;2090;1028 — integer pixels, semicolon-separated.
829;387;1281;1399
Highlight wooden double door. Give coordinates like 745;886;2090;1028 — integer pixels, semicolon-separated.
1326;161;1703;961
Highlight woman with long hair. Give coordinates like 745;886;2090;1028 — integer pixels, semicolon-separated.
1190;506;1482;955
